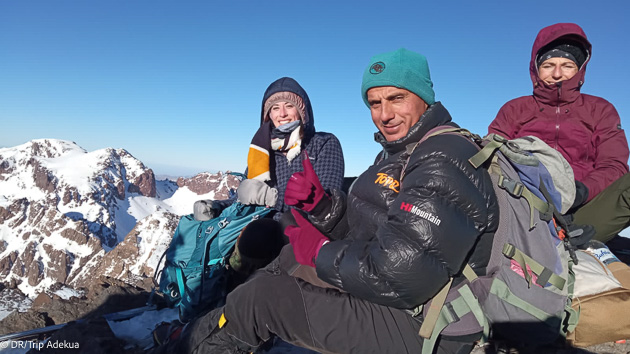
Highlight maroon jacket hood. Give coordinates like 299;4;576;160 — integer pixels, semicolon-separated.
490;23;628;202
530;23;592;105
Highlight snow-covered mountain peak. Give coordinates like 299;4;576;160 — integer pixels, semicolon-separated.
0;139;241;299
0;139;87;160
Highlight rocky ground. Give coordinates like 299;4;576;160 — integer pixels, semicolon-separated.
1;277;629;353
0;277;154;353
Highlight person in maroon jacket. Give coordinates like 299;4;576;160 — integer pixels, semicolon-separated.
488;23;630;244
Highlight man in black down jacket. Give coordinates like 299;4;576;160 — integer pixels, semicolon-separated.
169;48;499;354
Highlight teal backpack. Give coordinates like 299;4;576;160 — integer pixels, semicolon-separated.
403;128;581;353
154;200;271;322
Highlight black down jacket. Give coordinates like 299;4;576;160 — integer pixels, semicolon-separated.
314;102;499;310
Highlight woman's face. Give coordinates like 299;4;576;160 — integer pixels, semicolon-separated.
538;57;579;85
269;101;300;128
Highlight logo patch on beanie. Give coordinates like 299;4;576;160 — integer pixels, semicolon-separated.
369;62;386;74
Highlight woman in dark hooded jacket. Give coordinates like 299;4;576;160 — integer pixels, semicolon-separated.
228;77;345;277
236;77;345;219
488;23;630;244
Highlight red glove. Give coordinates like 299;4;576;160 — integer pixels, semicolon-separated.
284;152;327;212
284;209;328;267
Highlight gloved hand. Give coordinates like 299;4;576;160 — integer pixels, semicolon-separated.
571;180;589;209
237;179;278;207
284;209;329;267
566;223;595;249
284;152;328;212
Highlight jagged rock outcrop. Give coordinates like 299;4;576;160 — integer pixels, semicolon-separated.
127;169;157;198
71;211;180;291
177;171;240;197
30;158;57;193
0;198;104;291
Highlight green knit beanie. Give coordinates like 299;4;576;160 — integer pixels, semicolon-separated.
361;48;435;107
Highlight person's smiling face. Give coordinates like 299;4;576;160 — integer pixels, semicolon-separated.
269;101;300;128
538;57;579;85
367;86;428;141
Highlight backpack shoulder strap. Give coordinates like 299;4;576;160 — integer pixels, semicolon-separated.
400;126;477;181
418;278;453;339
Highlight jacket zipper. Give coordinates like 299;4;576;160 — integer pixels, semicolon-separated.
554;83;562;149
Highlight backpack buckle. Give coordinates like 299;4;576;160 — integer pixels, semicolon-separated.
502;243;516;258
498;175;524;197
218;219;229;228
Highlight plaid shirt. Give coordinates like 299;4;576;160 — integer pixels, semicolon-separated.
272;132;345;217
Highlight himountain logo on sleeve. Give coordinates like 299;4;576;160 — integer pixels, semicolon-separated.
369;62;385;74
374;172;399;192
400;202;441;226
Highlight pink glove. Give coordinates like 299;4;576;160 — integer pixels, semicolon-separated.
284;152;327;212
284;209;328;267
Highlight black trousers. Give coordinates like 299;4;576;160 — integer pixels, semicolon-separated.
178;246;475;354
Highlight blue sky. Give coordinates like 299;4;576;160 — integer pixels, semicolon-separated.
1;1;629;177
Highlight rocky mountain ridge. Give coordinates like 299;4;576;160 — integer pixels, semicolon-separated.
0;139;240;305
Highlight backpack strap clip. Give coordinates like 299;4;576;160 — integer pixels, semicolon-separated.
497;175;524;197
497;174;553;229
217;218;230;229
502;243;517;258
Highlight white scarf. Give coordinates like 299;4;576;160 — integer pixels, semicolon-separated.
271;121;302;163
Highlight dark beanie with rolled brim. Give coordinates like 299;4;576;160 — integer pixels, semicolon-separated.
361;48;435;107
537;38;587;68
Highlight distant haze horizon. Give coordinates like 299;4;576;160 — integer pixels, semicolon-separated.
0;139;231;179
